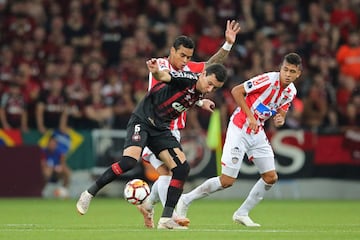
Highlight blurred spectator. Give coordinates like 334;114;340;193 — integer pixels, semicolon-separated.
336;30;360;83
301;74;333;131
16;62;40;129
59;62;89;130
82;81;113;129
336;74;358;114
330;0;358;43
3;2;36;43
36;76;67;134
16;40;41;81
88;59;105;79
112;82;136;130
214;0;239;26
65;62;89;101
96;7;126;66
148;0;173;45
196;23;224;60
41;135;71;198
63;8;91;52
338;90;360;130
0;45;15;93
0;81;28;131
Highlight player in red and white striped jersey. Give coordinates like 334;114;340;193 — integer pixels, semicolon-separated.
138;20;241;228
176;53;303;227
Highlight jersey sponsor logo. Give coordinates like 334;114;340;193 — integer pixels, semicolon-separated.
254;103;277;118
253;74;269;85
172;102;188;113
171;71;198;80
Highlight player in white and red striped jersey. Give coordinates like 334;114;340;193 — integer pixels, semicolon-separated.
137;20;241;228
176;53;303;227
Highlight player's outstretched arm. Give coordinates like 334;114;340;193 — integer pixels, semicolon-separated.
146;58;171;82
206;20;241;66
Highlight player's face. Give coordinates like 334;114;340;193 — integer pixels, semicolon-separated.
197;72;224;93
279;61;301;87
169;46;194;70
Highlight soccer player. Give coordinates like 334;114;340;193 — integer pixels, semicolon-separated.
76;60;228;230
138;19;240;228
176;53;303;227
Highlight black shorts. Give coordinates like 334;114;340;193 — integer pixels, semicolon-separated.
124;115;181;157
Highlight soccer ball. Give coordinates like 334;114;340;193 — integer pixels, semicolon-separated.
123;179;150;205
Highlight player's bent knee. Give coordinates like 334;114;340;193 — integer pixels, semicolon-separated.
171;161;190;181
219;175;236;188
262;171;278;185
156;164;172;176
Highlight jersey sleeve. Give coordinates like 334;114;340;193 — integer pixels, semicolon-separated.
148;58;170;90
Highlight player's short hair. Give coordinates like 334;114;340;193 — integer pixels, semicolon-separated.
173;35;195;50
283;53;303;70
205;63;228;83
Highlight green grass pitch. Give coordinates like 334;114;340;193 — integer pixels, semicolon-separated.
0;198;359;240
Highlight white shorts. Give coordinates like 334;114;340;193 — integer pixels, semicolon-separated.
142;129;181;170
221;121;275;178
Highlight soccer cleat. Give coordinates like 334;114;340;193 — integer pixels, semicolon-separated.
232;213;261;227
175;196;189;218
157;217;188;230
76;190;93;215
136;199;154;228
173;216;190;227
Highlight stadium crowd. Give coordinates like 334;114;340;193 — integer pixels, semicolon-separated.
0;0;359;136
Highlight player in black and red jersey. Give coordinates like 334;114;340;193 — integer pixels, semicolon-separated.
76;59;228;230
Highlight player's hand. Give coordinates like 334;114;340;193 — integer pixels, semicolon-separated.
273;113;285;127
146;58;158;73
247;116;259;133
201;99;216;112
225;20;241;44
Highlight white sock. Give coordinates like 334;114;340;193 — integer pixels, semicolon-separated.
235;178;273;216
148;179;160;205
156;175;172;207
182;176;223;205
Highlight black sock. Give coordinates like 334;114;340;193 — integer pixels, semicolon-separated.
161;185;182;218
88;167;117;196
88;156;138;196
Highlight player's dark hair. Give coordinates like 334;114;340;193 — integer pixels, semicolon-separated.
205;63;228;83
173;35;195;50
283;53;303;70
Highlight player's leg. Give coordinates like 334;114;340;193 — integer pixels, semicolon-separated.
77;119;146;215
150;128;181;206
157;147;189;229
176;121;244;218
137;149;170;228
233;130;277;227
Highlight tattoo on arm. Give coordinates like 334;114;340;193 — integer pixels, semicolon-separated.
205;48;229;67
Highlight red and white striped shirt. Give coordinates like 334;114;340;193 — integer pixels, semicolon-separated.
148;58;205;130
231;72;297;134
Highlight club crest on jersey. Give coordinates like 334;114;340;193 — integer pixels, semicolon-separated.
231;147;241;164
246;81;253;89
